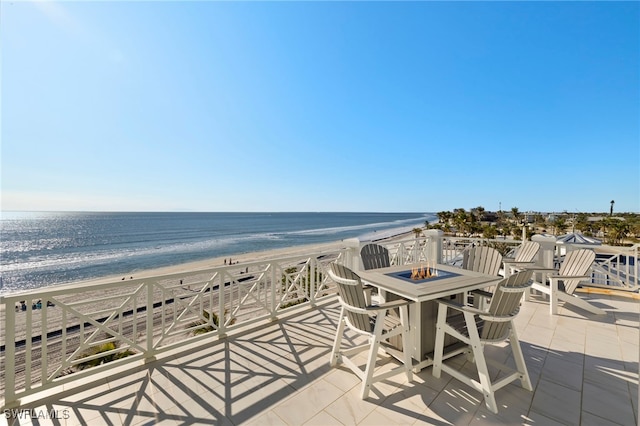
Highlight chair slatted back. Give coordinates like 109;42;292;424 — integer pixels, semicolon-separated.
463;246;503;276
514;241;540;263
329;263;371;332
558;249;595;294
481;270;533;341
360;244;391;270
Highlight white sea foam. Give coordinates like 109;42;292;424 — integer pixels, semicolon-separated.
285;216;429;236
0;212;436;292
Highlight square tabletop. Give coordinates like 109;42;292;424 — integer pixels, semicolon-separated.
357;263;501;302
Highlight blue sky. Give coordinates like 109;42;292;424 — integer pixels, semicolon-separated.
2;1;638;213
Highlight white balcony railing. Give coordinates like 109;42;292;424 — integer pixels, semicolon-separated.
590;244;639;291
2;232;637;408
1;245;357;408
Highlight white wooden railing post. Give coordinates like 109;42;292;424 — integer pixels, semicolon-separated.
530;234;557;300
270;264;277;319
4;298;18;407
145;281;155;361
219;272;227;335
309;257;316;304
342;238;362;271
632;244;639;289
397;243;405;266
425;229;444;265
532;234;556;271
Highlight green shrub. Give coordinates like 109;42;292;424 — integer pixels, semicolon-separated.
187;309;234;335
77;341;135;370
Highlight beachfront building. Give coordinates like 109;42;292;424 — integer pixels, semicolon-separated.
1;233;638;425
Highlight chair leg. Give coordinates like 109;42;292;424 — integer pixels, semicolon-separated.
330;308;346;367
524;286;531;301
550;278;559;315
432;304;448;379
465;312;498;414
399;305;413;382
509;325;532;391
361;318;384;399
556;291;607;315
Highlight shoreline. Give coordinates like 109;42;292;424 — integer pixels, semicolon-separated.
2;230;416;297
2;212;434;294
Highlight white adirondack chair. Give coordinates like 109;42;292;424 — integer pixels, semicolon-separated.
359;243;391;304
360;243;391;270
502;241;540;277
529;248;605;315
462;246;503;307
462;246;503;276
327;263;413;399
432;270;534;414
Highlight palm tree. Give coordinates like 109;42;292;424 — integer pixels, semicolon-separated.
554;217;568;235
436;211;450;224
495;210;507;236
453;208;469;236
482;224;497;239
511;207;521;223
606;219;629;245
574;213;590;233
610;200;615;216
471;206;485;222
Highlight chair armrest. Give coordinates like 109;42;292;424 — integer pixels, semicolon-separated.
549;275;590;280
436;298;484;315
526;267;557;272
471;289;493;299
365;299;410;311
503;261;536;267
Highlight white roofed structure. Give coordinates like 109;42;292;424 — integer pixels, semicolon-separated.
556;232;602;245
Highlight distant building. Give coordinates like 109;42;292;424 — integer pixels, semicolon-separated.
588;216;626;222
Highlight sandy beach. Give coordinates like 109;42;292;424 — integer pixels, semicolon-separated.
3;230;419;333
14;227;415;291
46;241;342;289
1;237;361;336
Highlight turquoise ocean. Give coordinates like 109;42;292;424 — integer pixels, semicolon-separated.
0;212;434;293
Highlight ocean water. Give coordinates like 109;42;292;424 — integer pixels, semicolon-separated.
0;212;434;293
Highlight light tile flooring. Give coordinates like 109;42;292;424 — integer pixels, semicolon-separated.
5;290;639;426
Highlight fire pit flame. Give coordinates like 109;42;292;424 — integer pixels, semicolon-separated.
410;262;438;280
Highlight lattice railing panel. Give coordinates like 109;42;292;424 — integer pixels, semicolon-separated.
1;245;347;406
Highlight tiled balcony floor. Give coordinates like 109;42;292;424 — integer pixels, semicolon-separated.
7;290;639;426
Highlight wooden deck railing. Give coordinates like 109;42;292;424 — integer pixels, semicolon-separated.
0;246;351;408
2;233;637;408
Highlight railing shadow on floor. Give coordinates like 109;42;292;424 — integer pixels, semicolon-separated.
7;294;637;426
